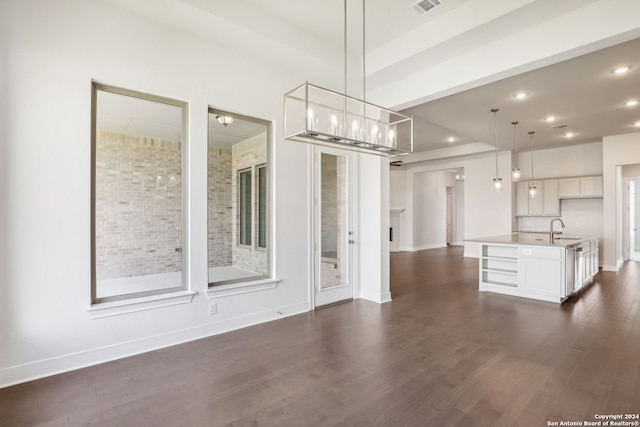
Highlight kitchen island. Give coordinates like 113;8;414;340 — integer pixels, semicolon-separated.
467;233;599;303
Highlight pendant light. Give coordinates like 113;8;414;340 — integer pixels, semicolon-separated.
491;108;502;191
528;131;536;198
283;1;413;156
511;121;520;181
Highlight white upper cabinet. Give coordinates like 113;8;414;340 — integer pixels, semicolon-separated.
542;180;559;216
558;176;603;198
516;176;600;217
516;180;557;217
516;181;530;216
558;178;580;198
528;180;543;216
579;176;603;197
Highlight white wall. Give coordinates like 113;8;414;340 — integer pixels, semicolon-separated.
0;2;8;374
394;150;512;257
390;169;409;252
359;156;390;303
0;0;388;387
516;142;604;264
622;164;640;177
389;170;406;209
602;132;640;270
413;170;448;250
455;178;465;246
517;141;603;178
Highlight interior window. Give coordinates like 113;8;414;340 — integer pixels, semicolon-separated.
208;109;271;285
257;164;267;249
91;83;187;303
238;168;252;246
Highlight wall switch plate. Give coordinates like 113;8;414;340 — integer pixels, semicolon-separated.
209;302;217;315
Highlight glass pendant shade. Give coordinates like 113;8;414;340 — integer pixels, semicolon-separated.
511;121;520;182
284;82;413;156
528;130;536;198
491;108;501;191
215;115;234;126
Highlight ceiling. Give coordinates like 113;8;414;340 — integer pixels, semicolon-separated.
208;113;266;148
96;92;266;146
99;0;640;157
96;90;183;141
403;36;640;153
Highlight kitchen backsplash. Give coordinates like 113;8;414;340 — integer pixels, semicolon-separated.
517;216;559;232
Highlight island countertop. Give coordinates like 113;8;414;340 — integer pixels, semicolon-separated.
466;233;598;248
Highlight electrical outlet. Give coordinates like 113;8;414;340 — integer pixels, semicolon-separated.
209;302;217;315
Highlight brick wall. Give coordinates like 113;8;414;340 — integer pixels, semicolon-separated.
232;136;268;275
208;147;233;267
95;131;182;280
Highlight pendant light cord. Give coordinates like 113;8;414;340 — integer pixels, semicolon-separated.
363;0;366;102
529;131;535;180
343;0;348;125
512;121;518;169
491;108;499;177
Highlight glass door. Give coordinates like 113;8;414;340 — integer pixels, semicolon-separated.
313;147;354;307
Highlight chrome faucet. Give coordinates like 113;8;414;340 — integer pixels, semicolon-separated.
550;218;566;240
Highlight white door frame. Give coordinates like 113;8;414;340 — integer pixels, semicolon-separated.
309;146;358;308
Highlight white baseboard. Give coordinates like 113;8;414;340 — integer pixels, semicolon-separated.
379;291;392;304
360;291;392;304
0;301;310;389
602;263;619;272
413;244;446;251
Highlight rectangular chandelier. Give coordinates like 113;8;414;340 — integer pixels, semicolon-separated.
284;82;413;156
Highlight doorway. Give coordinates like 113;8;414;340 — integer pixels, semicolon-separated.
629;179;640;261
446;186;453;245
312;147;356;307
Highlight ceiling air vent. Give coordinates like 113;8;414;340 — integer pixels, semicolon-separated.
551;124;568;129
411;0;443;16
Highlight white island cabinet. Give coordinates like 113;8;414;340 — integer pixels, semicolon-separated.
470;234;598;304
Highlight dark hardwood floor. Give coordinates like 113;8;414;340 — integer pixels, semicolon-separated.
2;247;639;426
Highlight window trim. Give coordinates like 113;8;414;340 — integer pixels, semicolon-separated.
207;108;274;288
237;167;253;248
256;163;268;250
90;81;189;306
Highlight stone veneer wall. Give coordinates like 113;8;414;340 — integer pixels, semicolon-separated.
232;135;268;274
207;147;233;267
321;154;338;256
320;154;346;288
95;131;182;280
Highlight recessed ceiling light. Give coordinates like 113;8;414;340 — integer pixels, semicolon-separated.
634;121;640;127
544;116;556;122
447;136;455;143
612;66;632;75
514;92;529;100
564;132;575;138
625;99;639;107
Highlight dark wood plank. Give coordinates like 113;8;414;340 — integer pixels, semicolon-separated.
1;247;639;426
